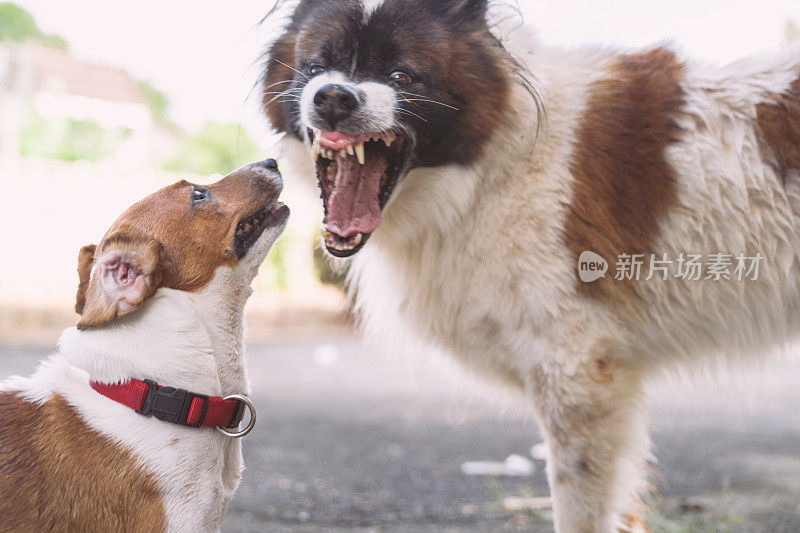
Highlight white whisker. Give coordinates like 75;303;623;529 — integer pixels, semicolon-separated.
264;79;295;90
264;87;304;107
397;109;428;123
274;59;308;80
400;98;460;111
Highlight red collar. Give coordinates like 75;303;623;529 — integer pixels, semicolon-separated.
90;379;246;430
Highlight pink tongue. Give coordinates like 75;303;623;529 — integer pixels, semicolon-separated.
326;153;387;238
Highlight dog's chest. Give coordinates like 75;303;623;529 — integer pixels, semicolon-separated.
351;206;580;383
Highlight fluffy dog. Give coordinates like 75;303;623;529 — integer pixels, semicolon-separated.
261;0;800;530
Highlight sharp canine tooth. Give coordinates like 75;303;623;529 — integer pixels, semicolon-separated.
346;145;354;156
312;138;320;161
352;233;363;246
383;136;394;147
354;142;365;164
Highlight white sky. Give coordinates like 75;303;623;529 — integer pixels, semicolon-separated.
17;0;800;141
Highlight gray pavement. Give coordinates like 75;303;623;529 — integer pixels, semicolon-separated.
3;338;800;532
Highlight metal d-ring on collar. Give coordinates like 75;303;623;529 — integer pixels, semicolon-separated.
216;394;257;438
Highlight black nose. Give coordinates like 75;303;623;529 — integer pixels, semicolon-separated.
313;84;359;128
258;158;279;171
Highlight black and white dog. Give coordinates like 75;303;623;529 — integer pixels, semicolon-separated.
262;0;800;530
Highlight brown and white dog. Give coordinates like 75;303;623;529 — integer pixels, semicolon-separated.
262;0;800;530
0;161;288;532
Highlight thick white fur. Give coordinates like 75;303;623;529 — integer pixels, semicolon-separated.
277;8;800;532
0;222;286;532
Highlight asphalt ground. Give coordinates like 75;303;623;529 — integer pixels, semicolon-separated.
3;338;800;532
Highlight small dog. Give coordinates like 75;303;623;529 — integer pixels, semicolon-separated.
262;0;800;530
0;160;288;532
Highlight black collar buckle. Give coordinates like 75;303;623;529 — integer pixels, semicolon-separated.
136;379;209;428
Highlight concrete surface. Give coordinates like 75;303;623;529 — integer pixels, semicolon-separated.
3;338;800;532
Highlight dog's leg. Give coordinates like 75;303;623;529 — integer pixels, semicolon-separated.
530;356;649;533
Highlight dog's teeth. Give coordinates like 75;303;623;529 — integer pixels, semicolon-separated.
312;138;320;158
352;233;363;246
354;142;365;165
383;136;395;147
346;145;354;156
339;149;347;158
321;230;332;239
326;165;336;183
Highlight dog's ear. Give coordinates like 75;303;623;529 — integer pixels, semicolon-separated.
76;231;174;330
75;244;97;315
440;0;488;22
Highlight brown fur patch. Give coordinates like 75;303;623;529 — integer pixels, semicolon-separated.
755;76;800;184
0;392;166;532
565;48;686;301
74;244;96;314
263;29;298;132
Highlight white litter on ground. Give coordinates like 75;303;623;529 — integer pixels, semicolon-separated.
530;442;548;461
460;454;535;477
503;496;553;512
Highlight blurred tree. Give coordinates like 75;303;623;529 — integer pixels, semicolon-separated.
20;111;130;162
138;80;180;132
258;228;293;291
0;3;66;48
163;122;261;176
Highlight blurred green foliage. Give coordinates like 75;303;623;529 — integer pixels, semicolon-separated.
0;3;66;48
20;110;130;162
163;122;261;176
258;228;294;291
138;80;180;132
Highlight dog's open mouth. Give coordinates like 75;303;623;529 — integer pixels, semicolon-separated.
310;129;408;257
234;202;289;258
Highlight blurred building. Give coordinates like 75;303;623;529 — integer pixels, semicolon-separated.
0;43;176;163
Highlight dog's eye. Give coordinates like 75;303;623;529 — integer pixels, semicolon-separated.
308;64;325;77
389;70;413;85
192;187;209;203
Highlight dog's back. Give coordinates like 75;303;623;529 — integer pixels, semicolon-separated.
0;391;165;532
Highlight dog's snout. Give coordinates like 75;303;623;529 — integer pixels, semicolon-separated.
245;159;280;176
240;159;283;189
313;84;359;128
